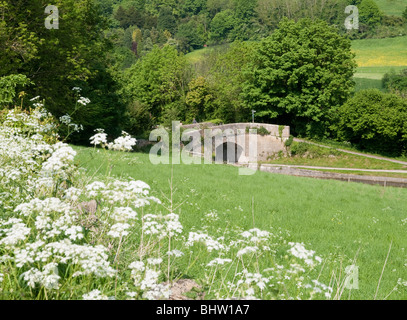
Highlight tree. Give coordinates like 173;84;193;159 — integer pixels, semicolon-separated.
185;76;214;122
157;6;177;34
242;18;357;138
358;0;383;28
0;0;126;143
337;89;407;156
403;5;407;21
209;41;254;123
131;28;143;56
209;9;236;43
175;20;205;52
124;45;190;123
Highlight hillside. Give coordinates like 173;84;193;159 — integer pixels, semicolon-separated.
352;36;407;91
375;0;406;16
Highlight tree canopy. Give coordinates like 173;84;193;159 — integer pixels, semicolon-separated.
0;0;126;144
242;18;357;137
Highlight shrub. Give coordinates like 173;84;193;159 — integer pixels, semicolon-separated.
383;69;407;98
285;135;294;147
337;89;407;156
0;74;31;107
258;126;271;136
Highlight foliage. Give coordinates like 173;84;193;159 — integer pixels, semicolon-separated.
382;68;407;98
206;119;224;125
175;20;206;53
257;126;271;136
122;101;155;138
242;18;357;138
185;76;214;123
0;74;31;106
157;6;177;34
357;0;383;27
284;135;294;147
289;141;342;158
208;9;236;44
0;0;126;144
208;41;254;123
336;89;407;156
124;45;190;124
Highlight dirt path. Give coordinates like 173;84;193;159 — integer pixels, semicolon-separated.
293;138;407;166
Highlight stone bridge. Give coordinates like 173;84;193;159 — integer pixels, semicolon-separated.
181;122;290;163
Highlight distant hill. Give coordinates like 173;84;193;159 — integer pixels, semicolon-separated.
374;0;405;16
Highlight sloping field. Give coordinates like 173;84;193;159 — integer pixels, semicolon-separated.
352;36;407;91
374;0;406;16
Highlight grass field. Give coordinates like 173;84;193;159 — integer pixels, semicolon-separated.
352;37;407;68
374;0;406;16
185;43;230;64
266;153;407;171
352;37;407;91
73;146;407;300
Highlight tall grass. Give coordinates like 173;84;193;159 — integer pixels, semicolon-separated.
73;146;407;300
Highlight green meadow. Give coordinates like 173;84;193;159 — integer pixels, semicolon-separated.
352;36;407;91
375;0;406;16
73;146;407;300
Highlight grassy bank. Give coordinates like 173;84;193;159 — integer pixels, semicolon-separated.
73;145;407;299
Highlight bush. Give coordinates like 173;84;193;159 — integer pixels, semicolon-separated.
285;135;294;147
337;89;407;156
382;15;405;27
0;74;31;106
383;69;407;98
258;126;271;136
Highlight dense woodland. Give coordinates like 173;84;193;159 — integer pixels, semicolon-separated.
1;0;407;155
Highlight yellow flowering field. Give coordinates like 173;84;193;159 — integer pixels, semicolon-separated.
352;36;407;68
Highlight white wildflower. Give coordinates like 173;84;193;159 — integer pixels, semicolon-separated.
237;246;258;257
107;223;131;238
82;289;109;300
107;131;136;151
77;97;90;106
167;249;184;257
89;129;107;146
147;258;163;266
207;258;232;267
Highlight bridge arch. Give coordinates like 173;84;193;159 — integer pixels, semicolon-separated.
181;122;290;163
215;141;244;163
